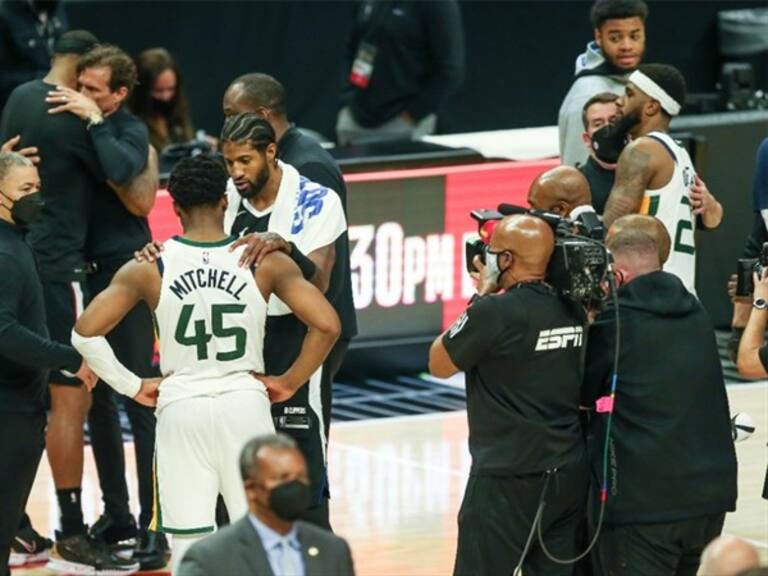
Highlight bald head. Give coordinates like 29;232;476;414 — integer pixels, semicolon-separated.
490;214;555;287
700;536;759;576
608;214;671;265
223;73;287;118
528;166;592;217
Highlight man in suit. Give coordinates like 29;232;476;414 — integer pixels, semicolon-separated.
177;434;355;576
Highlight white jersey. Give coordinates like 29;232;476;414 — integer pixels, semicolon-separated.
641;131;697;294
154;236;267;411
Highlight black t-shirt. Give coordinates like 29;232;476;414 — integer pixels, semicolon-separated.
443;283;585;475
578;156;614;215
278;126;357;340
1;79;104;277
0;220;81;413
86;108;150;263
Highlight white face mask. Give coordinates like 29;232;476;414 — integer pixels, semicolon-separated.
484;247;507;286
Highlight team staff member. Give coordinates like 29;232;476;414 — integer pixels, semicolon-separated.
429;215;588;576
46;44;162;563
222;72;357;445
336;0;465;145
602;63;722;294
0;31;133;572
0;152;96;576
578;92;620;213
584;225;736;575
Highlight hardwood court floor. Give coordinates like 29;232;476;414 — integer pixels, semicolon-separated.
19;383;768;575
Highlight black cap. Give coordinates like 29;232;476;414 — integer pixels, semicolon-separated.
53;30;99;55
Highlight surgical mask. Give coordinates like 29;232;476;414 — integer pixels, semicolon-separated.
590;112;640;164
484;247;508;287
151;98;174;117
268;480;311;521
1;191;44;228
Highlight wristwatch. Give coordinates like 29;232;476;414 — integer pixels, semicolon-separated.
753;298;767;310
86;111;104;129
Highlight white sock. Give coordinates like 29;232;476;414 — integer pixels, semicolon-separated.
170;534;204;575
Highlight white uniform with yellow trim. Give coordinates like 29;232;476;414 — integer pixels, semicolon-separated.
150;235;274;535
640;131;697;294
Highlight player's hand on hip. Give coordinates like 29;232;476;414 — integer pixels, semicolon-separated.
75;360;99;391
1;135;40;164
258;374;297;404
230;232;291;268
134;240;164;263
134;377;163;407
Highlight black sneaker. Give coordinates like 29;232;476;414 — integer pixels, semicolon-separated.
133;528;170;571
47;532;140;576
89;514;138;550
9;524;54;567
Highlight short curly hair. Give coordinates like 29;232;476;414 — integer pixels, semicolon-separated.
637;63;687;117
167;155;228;209
591;0;648;28
77;44;137;93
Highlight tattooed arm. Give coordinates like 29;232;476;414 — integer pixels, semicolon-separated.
603;139;657;229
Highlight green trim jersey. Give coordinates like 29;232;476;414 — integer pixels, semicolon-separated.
154;236;267;411
640;131;697;294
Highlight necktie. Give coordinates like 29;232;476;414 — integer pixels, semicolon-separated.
278;538;299;576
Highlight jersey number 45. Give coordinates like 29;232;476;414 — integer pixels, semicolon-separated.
174;303;247;361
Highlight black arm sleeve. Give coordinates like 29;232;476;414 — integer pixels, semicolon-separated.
0;256;81;373
442;295;507;372
406;0;465;121
743;212;768;259
89;117;148;186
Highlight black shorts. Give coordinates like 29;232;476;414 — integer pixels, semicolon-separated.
42;280;89;386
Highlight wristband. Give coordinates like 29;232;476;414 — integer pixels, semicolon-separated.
71;330;142;397
288;242;317;280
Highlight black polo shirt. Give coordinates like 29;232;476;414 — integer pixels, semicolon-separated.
443;283;585;475
0;220;81;413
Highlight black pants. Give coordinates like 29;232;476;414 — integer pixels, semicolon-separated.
87;269;157;528
0;412;45;575
454;462;589;576
595;514;726;576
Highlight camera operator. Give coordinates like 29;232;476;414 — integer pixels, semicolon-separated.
606;213;670;265
736;268;768;378
584;222;736;575
527;165;594;218
429;214;588;576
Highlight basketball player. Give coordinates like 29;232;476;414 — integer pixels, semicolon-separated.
602;63;722;294
71;156;340;573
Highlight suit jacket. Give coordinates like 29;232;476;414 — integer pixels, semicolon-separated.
177;516;355;576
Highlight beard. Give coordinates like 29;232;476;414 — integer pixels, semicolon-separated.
238;164;270;200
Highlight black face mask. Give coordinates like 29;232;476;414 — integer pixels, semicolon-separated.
1;191;44;228
151;98;174;117
268;480;311;521
590;112;641;164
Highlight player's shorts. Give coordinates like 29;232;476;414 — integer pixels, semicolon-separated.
42;280;88;386
150;388;274;534
272;367;328;504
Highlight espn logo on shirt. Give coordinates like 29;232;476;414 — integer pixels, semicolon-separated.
535;326;583;351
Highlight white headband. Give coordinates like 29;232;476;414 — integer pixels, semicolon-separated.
628;70;681;116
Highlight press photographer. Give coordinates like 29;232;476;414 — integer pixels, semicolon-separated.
736;261;768;379
429;214;588;576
